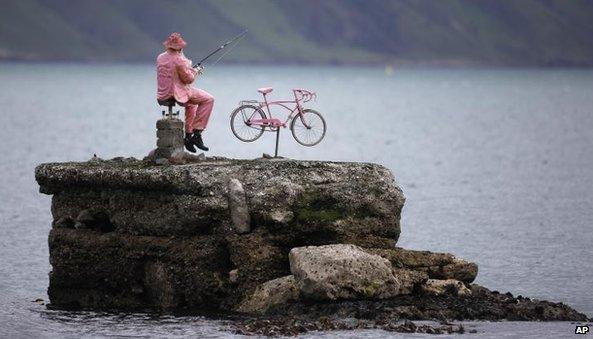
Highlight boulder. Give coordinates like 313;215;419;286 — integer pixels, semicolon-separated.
421;279;472;297
237;275;299;314
289;244;401;300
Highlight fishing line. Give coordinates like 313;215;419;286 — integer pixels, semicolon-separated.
210;35;245;66
193;30;248;68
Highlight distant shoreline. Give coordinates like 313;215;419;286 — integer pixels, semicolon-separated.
2;58;593;70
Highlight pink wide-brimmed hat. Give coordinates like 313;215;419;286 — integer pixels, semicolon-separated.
163;32;187;50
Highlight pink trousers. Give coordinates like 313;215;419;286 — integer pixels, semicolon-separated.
184;88;215;133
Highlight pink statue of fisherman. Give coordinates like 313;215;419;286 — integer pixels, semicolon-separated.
156;32;214;152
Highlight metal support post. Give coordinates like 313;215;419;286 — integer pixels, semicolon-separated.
274;128;280;157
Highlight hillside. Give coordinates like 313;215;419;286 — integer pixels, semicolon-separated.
1;0;593;66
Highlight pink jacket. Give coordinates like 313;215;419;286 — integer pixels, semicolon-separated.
156;51;197;103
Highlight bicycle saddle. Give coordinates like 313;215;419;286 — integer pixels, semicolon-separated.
257;87;273;94
157;98;182;106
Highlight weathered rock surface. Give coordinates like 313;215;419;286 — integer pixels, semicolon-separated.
154;118;184;161
289;244;401;300
236;275;299;314
369;247;478;283
37;157;404;246
225;232;287;303
238;246;431;313
393;268;429;295
35;156;589;334
36;157;405;311
227;178;250;234
48;228;230;311
421;279;472;297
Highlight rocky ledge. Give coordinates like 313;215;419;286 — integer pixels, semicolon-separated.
35;156;589;336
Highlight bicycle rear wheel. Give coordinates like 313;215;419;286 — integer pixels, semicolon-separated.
291;109;326;146
230;104;266;142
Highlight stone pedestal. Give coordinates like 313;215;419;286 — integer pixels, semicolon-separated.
155;118;183;159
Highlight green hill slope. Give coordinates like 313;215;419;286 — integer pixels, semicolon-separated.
1;0;592;66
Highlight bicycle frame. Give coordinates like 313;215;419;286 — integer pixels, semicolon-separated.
245;89;316;129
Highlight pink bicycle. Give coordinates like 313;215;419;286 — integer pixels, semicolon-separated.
230;87;326;151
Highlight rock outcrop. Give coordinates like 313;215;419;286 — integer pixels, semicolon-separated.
35;156;589;335
37;157;403;244
36;157;406;311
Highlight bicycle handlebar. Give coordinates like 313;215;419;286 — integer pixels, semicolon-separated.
293;88;316;103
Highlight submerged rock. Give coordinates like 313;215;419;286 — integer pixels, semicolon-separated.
232;283;589;336
232;317;467;336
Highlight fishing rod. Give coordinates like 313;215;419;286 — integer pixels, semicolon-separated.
193;29;248;68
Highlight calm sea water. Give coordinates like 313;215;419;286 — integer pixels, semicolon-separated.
0;62;592;338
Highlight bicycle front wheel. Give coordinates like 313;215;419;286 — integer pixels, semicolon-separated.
230;104;266;142
291;109;326;146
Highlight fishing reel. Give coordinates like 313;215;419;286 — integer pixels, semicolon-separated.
193;64;205;76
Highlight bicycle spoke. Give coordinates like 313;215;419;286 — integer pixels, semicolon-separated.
291;110;326;146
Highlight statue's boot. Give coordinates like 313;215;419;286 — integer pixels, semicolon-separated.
184;134;197;153
191;130;209;152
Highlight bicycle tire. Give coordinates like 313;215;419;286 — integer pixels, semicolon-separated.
230;104;267;142
290;109;326;146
